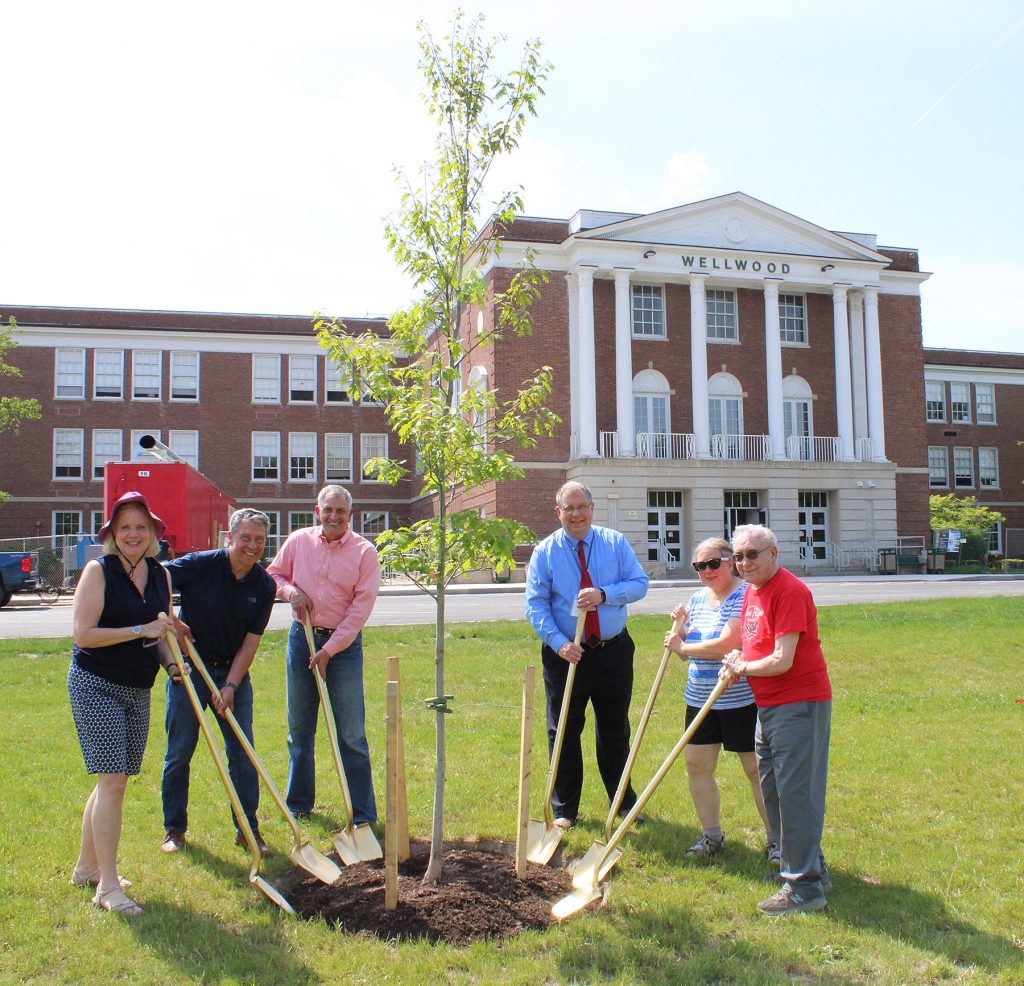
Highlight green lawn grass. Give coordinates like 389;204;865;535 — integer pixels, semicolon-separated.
1;597;1023;985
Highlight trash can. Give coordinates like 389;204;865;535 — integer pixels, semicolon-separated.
926;550;945;573
878;548;897;574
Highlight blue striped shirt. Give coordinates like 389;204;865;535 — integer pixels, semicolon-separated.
683;582;755;709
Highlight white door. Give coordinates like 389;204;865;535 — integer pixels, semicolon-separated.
647;490;683;566
798;491;829;563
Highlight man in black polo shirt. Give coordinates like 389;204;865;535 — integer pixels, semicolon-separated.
159;509;277;856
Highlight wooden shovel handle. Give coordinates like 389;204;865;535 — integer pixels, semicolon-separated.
604;613;684;839
542;609;587;825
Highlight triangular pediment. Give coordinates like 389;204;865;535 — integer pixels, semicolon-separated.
574;192;887;263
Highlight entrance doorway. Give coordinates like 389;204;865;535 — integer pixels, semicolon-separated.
724;490;766;541
647;490;683;568
798;491;829;563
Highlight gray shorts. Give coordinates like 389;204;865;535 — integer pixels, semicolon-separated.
68;662;151;775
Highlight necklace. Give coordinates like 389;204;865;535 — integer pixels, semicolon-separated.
118;550;144;583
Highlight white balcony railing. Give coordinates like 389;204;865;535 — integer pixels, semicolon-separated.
786;435;840;462
709;433;771;461
599;431;618;458
855;437;873;461
635;431;694;460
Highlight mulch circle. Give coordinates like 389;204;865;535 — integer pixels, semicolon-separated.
279;838;590;945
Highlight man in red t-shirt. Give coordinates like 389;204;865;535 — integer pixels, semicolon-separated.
721;524;831;916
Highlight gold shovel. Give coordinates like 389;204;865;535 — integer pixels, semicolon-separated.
182;637;342;886
603;614;684;841
526;609;587;865
303;615;383;864
162;623;295;913
552;676;730;920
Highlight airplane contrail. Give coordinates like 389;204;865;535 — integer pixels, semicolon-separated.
910;14;1024;130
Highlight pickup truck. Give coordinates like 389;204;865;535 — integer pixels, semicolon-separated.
0;551;40;608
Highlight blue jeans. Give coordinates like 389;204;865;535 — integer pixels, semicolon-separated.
285;623;376;824
162;666;260;835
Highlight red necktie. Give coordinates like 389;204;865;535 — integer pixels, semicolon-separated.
577;539;601;646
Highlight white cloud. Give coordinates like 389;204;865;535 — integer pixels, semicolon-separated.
657;150;713;209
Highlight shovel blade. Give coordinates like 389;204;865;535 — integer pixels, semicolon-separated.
289;842;343;885
353;823;383;862
526;818;563;866
571;841;623;890
251;875;296;914
330;828;364;867
552;884;603;920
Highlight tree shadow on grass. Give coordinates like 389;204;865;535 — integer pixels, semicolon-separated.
125;896;315;985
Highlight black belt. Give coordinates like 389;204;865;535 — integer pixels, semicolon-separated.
311;625;335;636
583;628;627;650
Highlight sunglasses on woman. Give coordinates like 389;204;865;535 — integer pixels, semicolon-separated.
692;557;732;573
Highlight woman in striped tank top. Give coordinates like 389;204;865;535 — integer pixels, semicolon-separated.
664;538;774;861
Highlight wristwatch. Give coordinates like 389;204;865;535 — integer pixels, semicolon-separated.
131;625;142;636
598;588;606;603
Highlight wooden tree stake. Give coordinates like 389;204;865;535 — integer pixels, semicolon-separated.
515;664;536;878
386;655;410;861
385;680;400;910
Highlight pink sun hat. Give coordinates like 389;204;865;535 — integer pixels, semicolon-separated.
97;491;167;543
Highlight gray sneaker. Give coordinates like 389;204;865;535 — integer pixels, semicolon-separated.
756;887;827;915
685;833;724;859
765;868;833;893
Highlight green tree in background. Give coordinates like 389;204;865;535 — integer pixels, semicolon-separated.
316;13;555;882
0;317;43;505
929;493;1005;561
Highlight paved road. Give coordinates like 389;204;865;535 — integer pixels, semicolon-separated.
3;575;1022;639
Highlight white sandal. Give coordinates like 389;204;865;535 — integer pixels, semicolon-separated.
71;867;131;888
92;887;144;916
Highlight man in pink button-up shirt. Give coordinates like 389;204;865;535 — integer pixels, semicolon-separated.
267;485;382;821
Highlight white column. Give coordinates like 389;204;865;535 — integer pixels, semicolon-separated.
848;291;868;447
862;285;887;461
762;279;785;459
576;267;599;458
613;269;635;456
832;284;855;461
689;273;710;458
565;272;580;442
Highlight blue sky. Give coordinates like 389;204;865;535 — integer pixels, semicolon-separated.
3;1;1022;351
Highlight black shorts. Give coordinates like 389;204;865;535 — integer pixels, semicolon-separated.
685;701;758;753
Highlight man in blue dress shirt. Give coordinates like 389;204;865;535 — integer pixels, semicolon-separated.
525;481;650;828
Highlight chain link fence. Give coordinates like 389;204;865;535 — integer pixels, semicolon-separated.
0;533;102;594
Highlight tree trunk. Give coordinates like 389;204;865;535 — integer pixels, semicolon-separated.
423;494;448;883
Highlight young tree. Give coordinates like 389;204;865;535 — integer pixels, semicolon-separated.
929;493;1005;560
0;317;43;504
316;14;556;882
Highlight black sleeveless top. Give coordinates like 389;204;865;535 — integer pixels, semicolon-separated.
72;555;171;689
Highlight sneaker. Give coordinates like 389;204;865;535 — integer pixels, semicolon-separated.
766;842;781;865
756;887;827;915
685;833;724;859
765;868;832;893
553;817;575;830
161;830;185;854
235;831;271;857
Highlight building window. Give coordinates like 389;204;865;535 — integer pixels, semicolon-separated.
252;432;280;480
631;285;665;338
978;447;999;489
706;289;738;341
950;382;970;423
361;511;389;537
289;511;315;532
289;355;317;403
925;380;946;422
325;361;352;403
289;432;317;481
724;490;766;540
55;348;86;399
263;511;280;555
130;429;161;461
170;352;199;400
987;523;1002;554
93;349;124;399
252;354;281;403
168;430;199;468
778;294;806;344
91;510;104;535
953;447;973;488
131;351;161;400
92;429;122;479
53;510;82;542
361;433;388;481
927;446;948;488
975;383;995;424
359;372;384;406
54;429;84;479
325;433;353;481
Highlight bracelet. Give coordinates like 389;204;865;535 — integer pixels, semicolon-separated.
222;682;238;692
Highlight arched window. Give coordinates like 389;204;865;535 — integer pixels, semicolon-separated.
708;372;743;459
782;375;813;460
633;369;671;458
